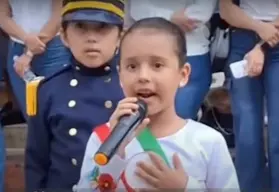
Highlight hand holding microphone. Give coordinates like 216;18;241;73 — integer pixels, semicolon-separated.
94;97;150;165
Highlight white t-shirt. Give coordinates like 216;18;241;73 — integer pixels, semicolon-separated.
8;0;53;44
240;0;279;21
75;119;239;191
124;0;218;56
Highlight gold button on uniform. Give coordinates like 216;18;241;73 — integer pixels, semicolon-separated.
72;185;77;192
104;66;110;71
104;77;111;83
69;128;77;136
71;158;77;166
13;55;18;61
105;100;113;109
70;79;78;87
68;100;76;108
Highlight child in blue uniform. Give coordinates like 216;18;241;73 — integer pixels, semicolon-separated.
76;18;239;191
25;0;124;191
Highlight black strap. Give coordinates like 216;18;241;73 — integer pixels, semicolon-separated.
210;0;240;37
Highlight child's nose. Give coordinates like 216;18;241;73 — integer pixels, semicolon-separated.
86;31;99;43
138;67;151;83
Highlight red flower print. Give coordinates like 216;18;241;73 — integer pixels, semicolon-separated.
98;173;117;192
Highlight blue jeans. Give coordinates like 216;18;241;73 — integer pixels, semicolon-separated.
226;29;279;191
7;36;70;119
0;125;4;192
175;53;211;119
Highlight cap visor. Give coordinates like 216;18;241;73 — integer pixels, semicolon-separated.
63;9;122;25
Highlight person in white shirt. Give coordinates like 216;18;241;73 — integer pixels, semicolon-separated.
75;17;239;192
0;0;70;119
220;0;279;191
124;0;217;120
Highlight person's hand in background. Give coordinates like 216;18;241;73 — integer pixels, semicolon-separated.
170;9;201;32
245;44;265;77
13;53;32;78
270;16;279;28
23;33;46;54
255;22;279;47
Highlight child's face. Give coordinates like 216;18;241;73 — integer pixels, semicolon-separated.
61;21;120;67
119;30;190;116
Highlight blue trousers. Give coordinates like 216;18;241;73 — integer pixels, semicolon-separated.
7;36;70;119
226;29;279;191
0;125;4;192
175;53;211;119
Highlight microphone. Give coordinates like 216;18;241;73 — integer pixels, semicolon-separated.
94;100;148;166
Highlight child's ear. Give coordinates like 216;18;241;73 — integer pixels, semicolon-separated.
117;39;120;49
60;28;70;48
179;63;191;87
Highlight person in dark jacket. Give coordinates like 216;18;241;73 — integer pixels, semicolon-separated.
25;0;125;191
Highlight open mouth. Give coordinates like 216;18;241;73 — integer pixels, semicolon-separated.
136;90;156;100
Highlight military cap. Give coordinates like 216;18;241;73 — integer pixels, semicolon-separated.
62;0;125;25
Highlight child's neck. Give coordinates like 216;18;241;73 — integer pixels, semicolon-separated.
148;106;187;138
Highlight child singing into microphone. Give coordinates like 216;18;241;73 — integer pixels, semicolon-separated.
76;17;239;191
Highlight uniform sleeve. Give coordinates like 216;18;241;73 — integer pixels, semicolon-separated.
25;86;52;191
185;0;218;23
206;134;240;192
76;133;127;192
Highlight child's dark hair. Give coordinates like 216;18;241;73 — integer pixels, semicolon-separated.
62;21;69;31
120;17;187;67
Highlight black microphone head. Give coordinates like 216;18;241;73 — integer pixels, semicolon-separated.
137;99;148;117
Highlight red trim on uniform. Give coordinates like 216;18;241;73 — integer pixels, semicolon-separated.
93;123;135;192
93;123;111;142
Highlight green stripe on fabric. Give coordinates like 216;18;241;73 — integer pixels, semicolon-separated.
136;128;170;166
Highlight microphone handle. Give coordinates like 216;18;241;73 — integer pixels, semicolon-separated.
95;115;142;164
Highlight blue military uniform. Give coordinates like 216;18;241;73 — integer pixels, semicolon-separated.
25;0;125;191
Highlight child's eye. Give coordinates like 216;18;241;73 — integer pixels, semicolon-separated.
99;23;113;30
73;22;89;33
153;62;164;69
74;22;113;33
75;22;86;29
126;63;137;71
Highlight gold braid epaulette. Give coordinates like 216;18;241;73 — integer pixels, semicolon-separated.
26;77;45;116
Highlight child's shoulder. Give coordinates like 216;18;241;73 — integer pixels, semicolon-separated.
186;119;226;146
39;64;71;88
